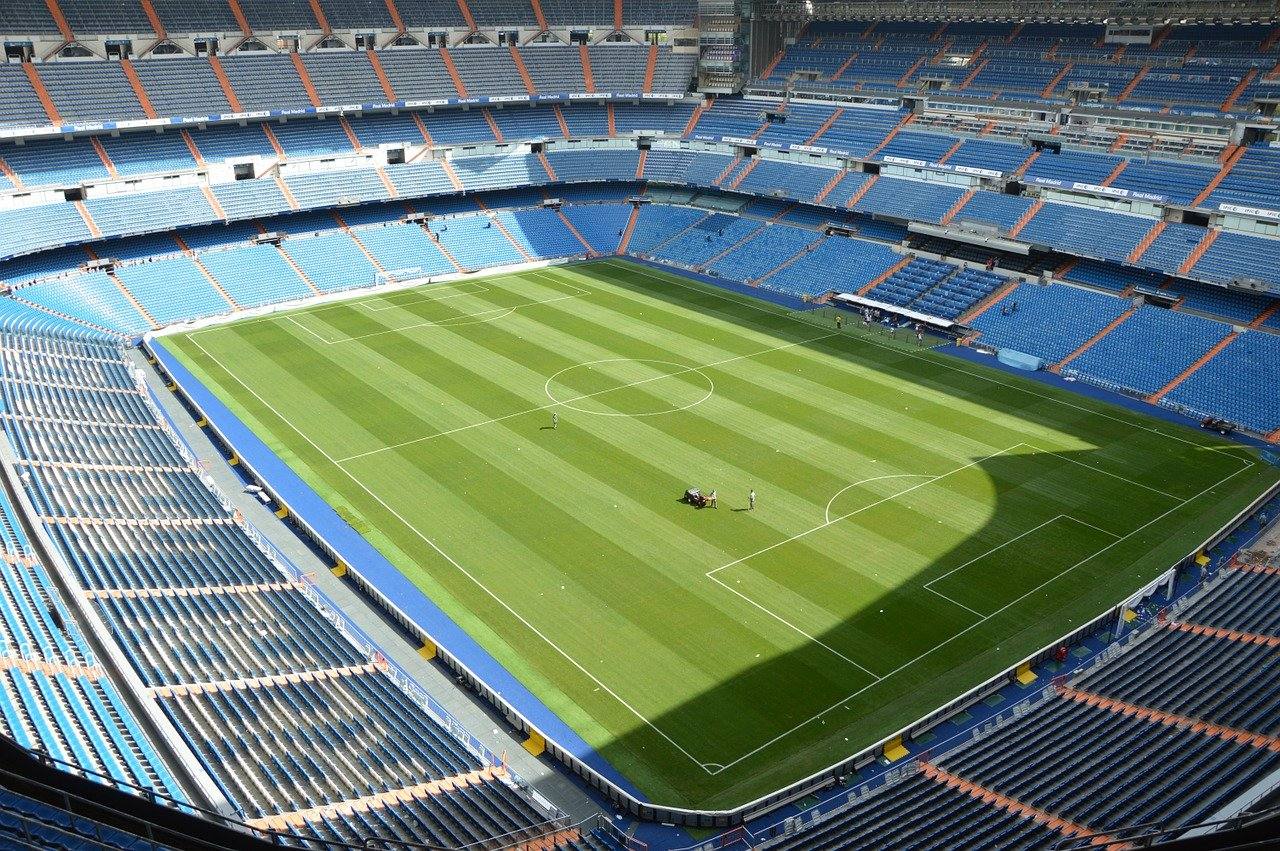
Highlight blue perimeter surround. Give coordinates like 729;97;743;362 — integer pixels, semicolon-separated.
146;263;1276;848
148;336;650;806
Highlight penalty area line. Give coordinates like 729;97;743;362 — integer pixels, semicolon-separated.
707;455;1255;775
702;445;1026;682
709;444;1027;578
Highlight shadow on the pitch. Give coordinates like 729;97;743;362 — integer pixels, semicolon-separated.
525;264;1251;809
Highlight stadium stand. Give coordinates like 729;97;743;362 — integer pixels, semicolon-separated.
0;2;1278;848
0;301;614;850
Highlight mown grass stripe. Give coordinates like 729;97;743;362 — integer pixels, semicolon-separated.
164;260;1279;809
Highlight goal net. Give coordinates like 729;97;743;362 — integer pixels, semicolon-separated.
375;267;425;288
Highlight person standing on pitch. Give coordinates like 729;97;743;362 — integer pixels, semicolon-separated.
748;489;756;510
708;489;718;509
552;411;558;430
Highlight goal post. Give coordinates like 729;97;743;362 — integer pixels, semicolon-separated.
375;267;425;288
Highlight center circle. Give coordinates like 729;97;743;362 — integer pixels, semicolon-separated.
544;358;715;417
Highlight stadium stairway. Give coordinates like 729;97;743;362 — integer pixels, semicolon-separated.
643;44;658;93
682;98;711;135
917;762;1123;847
939;189;976;226
1058;686;1280;750
813;169;850;205
844;173;879;209
555;210;597;256
1128;220;1167;263
332;211;387;272
617;205;640;254
754;233;827;285
206;56;243;112
472;201;534;262
438;47;469;98
579;44;595;93
1191;147;1246;207
1178;229;1221;275
172;236;240;310
1006;199;1044;239
866;113;914;158
641;211;712;257
1147;330;1239;402
856;255;912;295
22;64;61;125
697;220;768;270
1050;306;1137;373
957;278;1020;325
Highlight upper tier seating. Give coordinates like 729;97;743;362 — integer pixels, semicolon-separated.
756;21;1280;115
7;0;696;33
0;47;697;131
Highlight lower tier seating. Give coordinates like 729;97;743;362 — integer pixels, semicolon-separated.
0;304;575;846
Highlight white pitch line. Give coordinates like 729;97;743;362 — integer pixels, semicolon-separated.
1062;515;1123;539
285;315;335;346
708;444;1025;578
924;515;1068;589
706;457;1255;774
360;283;490;311
193;270;583;342
823;474;932;524
706;571;882;679
336;331;839;463
924;586;984;617
186;332;718;774
610;261;1256;471
321;288;588;344
1026;443;1183;500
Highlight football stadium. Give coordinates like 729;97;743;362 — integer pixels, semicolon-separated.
0;1;1277;849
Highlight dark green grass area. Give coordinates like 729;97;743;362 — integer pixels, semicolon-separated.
165;259;1279;809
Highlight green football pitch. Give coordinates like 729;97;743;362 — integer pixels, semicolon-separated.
165;258;1279;809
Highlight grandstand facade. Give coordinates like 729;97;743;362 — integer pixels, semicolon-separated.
0;0;1276;849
